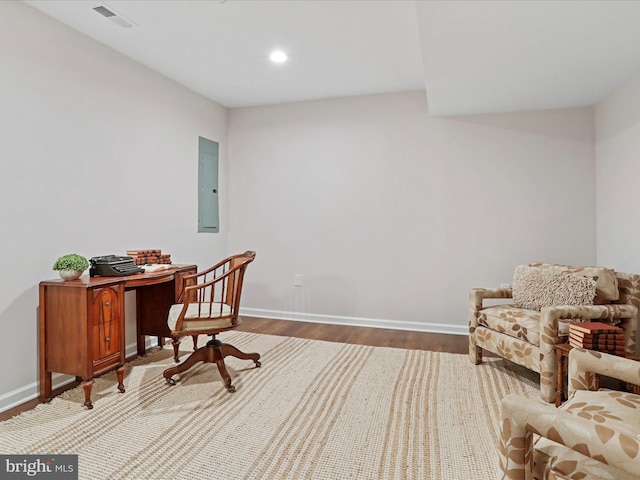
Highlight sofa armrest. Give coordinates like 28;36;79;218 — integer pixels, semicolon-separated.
500;394;640;480
568;347;640;396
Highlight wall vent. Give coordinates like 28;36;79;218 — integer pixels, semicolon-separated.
92;4;135;28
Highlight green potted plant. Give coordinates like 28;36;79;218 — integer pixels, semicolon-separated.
53;253;89;280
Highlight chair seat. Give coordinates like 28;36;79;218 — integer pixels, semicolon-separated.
478;304;575;347
479;305;542;346
534;389;640;479
167;302;233;332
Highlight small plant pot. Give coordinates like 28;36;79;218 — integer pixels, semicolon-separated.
58;270;83;281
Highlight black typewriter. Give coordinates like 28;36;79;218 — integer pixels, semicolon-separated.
89;255;145;277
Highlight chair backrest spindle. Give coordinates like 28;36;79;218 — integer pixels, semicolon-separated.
170;251;256;338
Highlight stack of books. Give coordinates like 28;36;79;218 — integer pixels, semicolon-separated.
126;249;172;266
568;321;625;355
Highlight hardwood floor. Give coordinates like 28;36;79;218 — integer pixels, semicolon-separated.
236;316;469;353
0;317;468;421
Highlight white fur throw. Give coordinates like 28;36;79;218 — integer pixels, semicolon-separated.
512;265;597;311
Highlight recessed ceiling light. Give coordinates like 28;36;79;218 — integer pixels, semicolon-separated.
270;50;288;63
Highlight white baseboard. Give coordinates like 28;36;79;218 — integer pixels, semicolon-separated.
0;372;78;414
0;381;39;413
240;307;468;336
0;339;157;414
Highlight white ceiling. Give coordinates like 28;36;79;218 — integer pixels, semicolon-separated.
416;1;640;115
22;0;640;115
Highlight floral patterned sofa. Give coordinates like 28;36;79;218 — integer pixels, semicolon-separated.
469;263;640;402
500;348;640;479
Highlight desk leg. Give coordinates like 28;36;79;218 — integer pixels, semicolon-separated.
136;335;146;357
37;295;52;403
556;354;564;408
116;366;126;393
40;371;52;403
134;289;147;357
82;379;94;410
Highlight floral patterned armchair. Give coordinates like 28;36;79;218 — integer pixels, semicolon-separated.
469;264;640;402
500;348;640;479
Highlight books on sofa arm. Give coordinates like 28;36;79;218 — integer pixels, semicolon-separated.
569;321;623;335
568;332;624;343
569;335;624;347
569;331;624;341
568;338;626;351
568;344;625;355
568;338;625;352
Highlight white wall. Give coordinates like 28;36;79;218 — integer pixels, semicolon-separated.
228;92;596;332
0;2;229;410
595;70;640;272
0;1;602;415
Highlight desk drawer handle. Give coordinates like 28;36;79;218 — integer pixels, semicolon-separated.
105;301;111;307
105;337;111;342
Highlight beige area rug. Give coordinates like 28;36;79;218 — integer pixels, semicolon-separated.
0;332;541;479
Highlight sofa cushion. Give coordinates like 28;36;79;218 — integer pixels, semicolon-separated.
478;304;542;346
512;265;596;311
530;263;619;303
534;389;640;480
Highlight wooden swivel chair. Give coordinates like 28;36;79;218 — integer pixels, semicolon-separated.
163;251;260;393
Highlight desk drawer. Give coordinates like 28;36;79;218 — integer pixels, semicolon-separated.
93;352;122;374
90;286;123;364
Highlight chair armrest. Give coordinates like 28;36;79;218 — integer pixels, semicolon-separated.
568;347;640;395
469;288;513;329
540;304;638;324
539;304;638;355
181;251;252;283
500;394;640;480
469;287;513;302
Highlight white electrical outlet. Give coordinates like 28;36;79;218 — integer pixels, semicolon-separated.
294;274;302;287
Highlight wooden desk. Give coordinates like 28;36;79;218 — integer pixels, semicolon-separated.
38;264;196;409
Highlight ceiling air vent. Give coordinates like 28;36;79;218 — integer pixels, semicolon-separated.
92;4;135;28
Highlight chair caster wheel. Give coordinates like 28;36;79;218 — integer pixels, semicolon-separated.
227;385;236;393
255;361;262;368
166;377;176;386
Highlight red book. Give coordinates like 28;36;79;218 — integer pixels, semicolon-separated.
570;344;625;352
569;322;623;335
569;333;625;345
570;342;625;352
569;339;625;353
127;249;162;255
593;348;625;356
570;339;625;348
570;332;624;341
